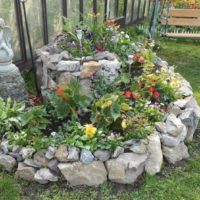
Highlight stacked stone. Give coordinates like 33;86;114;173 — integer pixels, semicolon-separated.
0;137;161;186
35;45;120;99
0;56;199;186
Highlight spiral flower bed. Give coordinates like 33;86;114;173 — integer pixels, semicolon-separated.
0;50;199;186
0;19;200;186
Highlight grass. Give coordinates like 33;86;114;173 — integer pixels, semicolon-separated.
1;38;200;200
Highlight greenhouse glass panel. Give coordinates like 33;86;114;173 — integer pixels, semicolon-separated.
21;0;43;58
108;0;115;18
97;0;105;23
0;0;21;61
46;0;63;42
118;0;124;17
133;0;139;21
67;0;80;23
139;0;145;18
126;0;132;24
144;0;150;16
83;0;93;15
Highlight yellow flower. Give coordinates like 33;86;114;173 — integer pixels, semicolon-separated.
88;13;95;17
121;119;127;129
96;13;101;17
84;124;97;137
121;103;132;112
101;100;113;109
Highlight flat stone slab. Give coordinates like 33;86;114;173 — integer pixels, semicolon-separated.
58;161;107;186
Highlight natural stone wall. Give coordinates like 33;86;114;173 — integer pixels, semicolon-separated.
0;56;199;186
35;45;120;98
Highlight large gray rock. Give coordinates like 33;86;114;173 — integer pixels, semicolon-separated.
56;61;80;72
179;109;194;127
106;153;147;184
15;162;36;181
129;141;147;154
94;150;111;162
49;54;63;63
113;146;124;158
80;149;94;164
95;51;117;61
145;133;163;175
155;122;167;134
58;72;77;85
8;152;23;162
167;104;182;117
186;97;200;119
48;159;59;174
58;161;107;186
0;140;9;154
33;150;49;167
79;79;92;96
160;125;187;147
19;147;35;160
176;85;193;97
67;147;80;162
34;168;58;184
173;96;193;109
0;154;16;172
98;59;120;81
55;145;68;162
162;143;189;164
45;146;56;160
166;114;185;137
24;158;41;168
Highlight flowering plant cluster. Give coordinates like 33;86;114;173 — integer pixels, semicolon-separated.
0;23;181;152
56;13;121;58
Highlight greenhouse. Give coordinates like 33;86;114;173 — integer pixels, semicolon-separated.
0;0;200;199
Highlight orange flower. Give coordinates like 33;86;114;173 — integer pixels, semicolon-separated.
138;56;145;63
56;87;64;96
148;86;155;93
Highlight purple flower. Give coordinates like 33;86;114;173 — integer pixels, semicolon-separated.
71;41;77;48
113;131;120;135
86;32;93;40
82;27;88;33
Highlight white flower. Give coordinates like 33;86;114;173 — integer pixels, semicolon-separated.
121;31;125;34
125;34;129;39
51;132;57;137
76;29;82;40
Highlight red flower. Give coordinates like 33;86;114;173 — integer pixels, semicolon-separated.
124;91;133;99
148;86;155;93
132;53;138;62
56;87;64;96
153;91;160;98
96;44;105;52
138;56;144;63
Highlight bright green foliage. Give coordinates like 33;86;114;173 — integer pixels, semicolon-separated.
91;93;132;129
48;79;91;120
0;98;25;133
7;106;50;149
20;106;49;132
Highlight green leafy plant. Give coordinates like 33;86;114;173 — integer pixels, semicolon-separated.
56;121;122;151
20;106;49;133
91;93;133;130
48;79;91;120
0;98;25;133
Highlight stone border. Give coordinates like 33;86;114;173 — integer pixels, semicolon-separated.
0;57;200;186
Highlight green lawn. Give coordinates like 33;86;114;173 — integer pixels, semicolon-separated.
1;39;200;200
